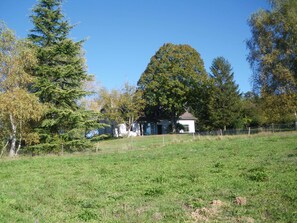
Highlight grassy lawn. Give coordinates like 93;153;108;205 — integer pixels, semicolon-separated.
0;133;296;222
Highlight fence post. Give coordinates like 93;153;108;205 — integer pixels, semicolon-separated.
295;121;297;131
130;137;133;150
248;127;251;136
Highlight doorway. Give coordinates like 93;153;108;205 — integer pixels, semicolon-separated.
157;125;163;134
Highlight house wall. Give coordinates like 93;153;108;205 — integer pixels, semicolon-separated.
177;120;195;133
159;120;169;134
98;118;196;137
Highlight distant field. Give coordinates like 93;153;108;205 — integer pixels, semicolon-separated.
0;133;296;222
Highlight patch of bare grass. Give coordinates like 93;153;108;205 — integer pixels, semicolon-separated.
191;200;226;222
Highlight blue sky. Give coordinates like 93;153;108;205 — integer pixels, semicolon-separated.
0;0;270;93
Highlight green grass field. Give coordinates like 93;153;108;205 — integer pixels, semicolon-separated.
0;133;296;222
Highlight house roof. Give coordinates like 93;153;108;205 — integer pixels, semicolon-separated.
179;111;197;120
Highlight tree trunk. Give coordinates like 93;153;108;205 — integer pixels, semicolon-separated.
0;141;9;158
111;123;115;137
127;117;132;136
294;111;297;131
16;121;22;155
141;124;144;136
9;114;17;157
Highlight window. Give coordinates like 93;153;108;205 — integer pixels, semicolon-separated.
183;124;189;132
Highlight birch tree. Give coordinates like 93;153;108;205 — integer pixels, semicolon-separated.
247;0;297;123
0;22;45;157
119;83;145;134
96;83;144;135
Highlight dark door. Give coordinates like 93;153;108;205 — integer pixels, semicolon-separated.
157;125;162;134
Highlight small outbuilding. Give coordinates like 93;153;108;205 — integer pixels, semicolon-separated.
177;111;197;133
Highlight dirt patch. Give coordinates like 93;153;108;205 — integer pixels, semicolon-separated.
234;197;247;206
210;199;225;207
236;216;255;223
191;200;226;222
152;212;163;221
135;206;150;215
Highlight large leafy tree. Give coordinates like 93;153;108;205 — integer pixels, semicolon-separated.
137;43;208;133
208;57;241;130
28;0;95;152
0;22;45;157
247;0;297;123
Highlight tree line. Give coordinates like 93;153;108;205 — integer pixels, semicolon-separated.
0;0;296;157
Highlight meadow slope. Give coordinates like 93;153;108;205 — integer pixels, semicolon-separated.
0;133;296;222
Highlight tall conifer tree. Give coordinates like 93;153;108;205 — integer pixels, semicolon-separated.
209;57;241;130
29;0;96;152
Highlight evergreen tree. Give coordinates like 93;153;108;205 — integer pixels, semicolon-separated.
28;0;97;152
209;57;241;130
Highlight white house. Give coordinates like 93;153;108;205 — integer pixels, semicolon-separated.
137;111;197;135
98;111;197;137
177;111;197;133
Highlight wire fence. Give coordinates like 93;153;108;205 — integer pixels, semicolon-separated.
94;122;297;153
198;122;297;136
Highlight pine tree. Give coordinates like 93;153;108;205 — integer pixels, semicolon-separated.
28;0;97;152
209;57;241;130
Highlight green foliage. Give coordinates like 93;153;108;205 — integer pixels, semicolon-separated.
190;79;214;131
167;122;185;133
261;93;297;123
144;187;164;196
208;57;241;130
137;43;208;133
0;22;46;156
240;92;265;127
78;209;98;221
97;88;123;124
245;167;269;182
247;0;297;123
28;0;98;152
29;0;71;46
96;83;144;134
0;133;296;222
118;83;145;131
